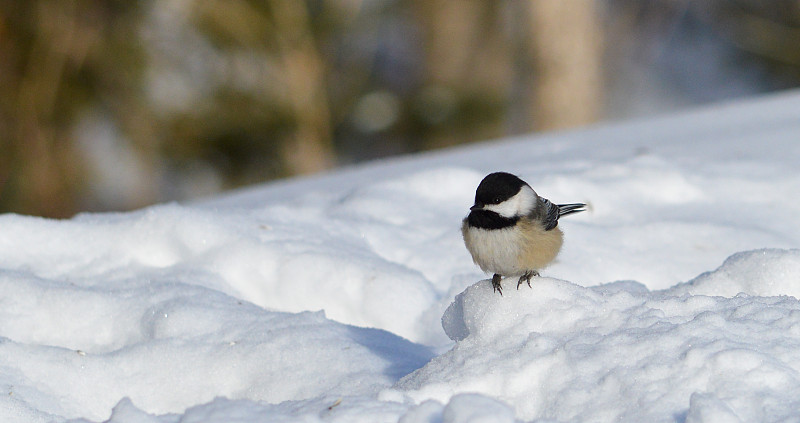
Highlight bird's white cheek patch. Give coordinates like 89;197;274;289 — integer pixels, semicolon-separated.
483;201;517;218
483;186;537;218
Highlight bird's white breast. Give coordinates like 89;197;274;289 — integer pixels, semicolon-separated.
461;221;527;277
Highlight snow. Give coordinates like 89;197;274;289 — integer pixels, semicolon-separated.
2;89;800;422
412;265;800;421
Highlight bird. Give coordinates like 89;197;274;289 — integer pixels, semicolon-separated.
461;172;585;295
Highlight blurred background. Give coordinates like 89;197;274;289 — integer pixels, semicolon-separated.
2;0;800;217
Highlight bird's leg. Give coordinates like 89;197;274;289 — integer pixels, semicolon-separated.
517;270;540;289
492;274;503;296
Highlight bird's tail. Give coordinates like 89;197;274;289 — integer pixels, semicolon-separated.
557;203;586;218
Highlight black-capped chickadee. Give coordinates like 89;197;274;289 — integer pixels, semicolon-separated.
462;172;585;295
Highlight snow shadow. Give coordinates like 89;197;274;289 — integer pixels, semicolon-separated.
343;325;435;380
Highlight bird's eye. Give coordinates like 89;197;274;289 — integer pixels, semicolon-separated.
493;197;501;203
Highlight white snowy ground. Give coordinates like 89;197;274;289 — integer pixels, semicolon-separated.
2;89;800;423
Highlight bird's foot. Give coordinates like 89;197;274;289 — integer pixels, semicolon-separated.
517;270;539;289
492;274;503;296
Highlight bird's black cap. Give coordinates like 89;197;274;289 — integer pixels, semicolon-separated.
473;172;528;208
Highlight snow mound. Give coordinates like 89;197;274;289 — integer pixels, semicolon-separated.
675;248;800;297
0;268;432;421
401;249;800;421
0;199;448;345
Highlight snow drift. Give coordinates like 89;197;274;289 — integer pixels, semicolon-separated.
406;249;800;421
2;89;800;422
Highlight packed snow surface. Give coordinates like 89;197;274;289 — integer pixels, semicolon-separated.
2;90;800;422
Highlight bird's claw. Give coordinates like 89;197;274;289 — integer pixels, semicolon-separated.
517;270;539;290
492;274;503;296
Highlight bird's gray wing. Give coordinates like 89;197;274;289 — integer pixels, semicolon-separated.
541;198;561;231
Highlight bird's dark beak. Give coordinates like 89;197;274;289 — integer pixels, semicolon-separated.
470;203;483;211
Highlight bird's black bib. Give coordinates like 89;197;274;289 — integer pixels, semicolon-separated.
467;210;518;230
